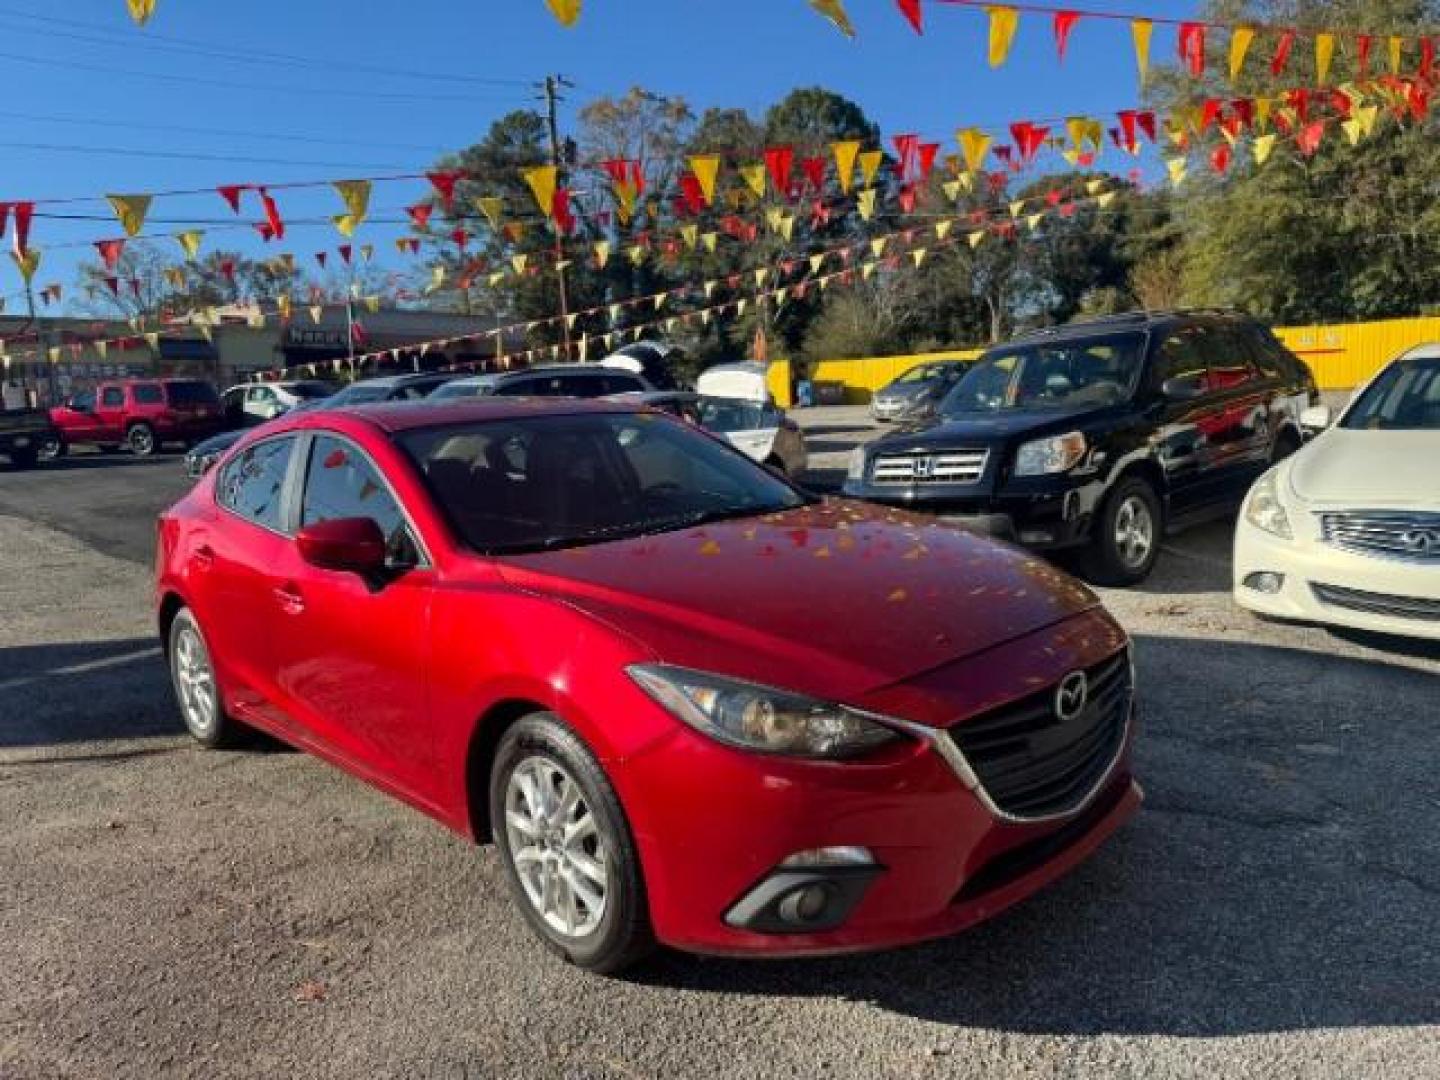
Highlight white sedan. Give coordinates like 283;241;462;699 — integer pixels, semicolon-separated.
1234;345;1440;640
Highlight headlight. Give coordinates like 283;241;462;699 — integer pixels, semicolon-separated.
1244;467;1292;540
846;446;866;481
1014;432;1087;476
628;665;903;759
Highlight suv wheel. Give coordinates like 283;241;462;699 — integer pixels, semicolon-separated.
1082;475;1163;586
489;713;654;974
37;434;65;461
127;423;156;456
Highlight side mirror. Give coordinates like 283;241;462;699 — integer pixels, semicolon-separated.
1300;405;1333;432
1161;375;1205;402
296;517;387;575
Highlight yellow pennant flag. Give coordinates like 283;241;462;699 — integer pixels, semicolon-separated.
1165;158;1188;188
740;164;767;199
107;194;152;237
1085;179;1106;195
755;267;771;288
523;165;558;217
1096;192;1117;208
359;243;373;263
704;280;719;299
1229;27;1254;82
1253;134;1277;164
333;180;371;223
127;0;157;26
968;230;985;249
858;149;884;187
809;0;855;37
175;230;203;260
332;215;359;238
164;267;186;289
511;254;528;274
736;298;749;315
701;232;718;252
1356;104;1379;136
861;262;876;281
681;225;698;250
1315;33;1335;85
95;339;109;359
1009;199;1026;218
766;208;785;235
1026;212;1044;232
1342;118;1364;145
986;6;1019;67
832;140;861;193
476;196;504;228
654;293;666;311
10;249;40;284
1061;148;1081;167
911;249;928;268
276;295;292;320
935;220;953;240
857;188;877;221
809;254;826;274
308;306;323;325
364;296;381;315
942;180;962;201
488;272;506;288
778;214;796;241
1132;19;1153;84
1254;96;1273;129
870;237;888;258
544;0;581;27
143;332;160;352
957;127;992;174
689;155;721;204
1389;36;1403;74
628;244;646;266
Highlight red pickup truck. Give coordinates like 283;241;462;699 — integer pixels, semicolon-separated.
45;378;224;458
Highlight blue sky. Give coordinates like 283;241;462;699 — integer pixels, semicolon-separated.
7;0;1201;307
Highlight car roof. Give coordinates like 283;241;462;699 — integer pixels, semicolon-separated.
496;364;628;380
1005;308;1256;346
303;396;644;434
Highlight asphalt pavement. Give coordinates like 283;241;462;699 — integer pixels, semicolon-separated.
1;410;1437;1079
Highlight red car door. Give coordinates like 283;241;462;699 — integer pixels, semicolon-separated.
93;385;129;442
264;432;436;803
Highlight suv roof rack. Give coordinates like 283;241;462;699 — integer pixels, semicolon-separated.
1012;307;1248;340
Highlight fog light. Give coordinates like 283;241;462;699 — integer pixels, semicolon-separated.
1243;571;1285;594
777;884;834;924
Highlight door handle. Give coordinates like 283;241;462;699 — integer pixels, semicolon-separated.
192;545;215;570
273;583;306;615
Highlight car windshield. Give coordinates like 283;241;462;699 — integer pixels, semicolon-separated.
1342;356;1440;430
894;364;946;384
696;397;771;433
286;382;335;400
166;381;220;406
941;333;1144;415
400;412;808;555
328;383;390;406
429;380;492;401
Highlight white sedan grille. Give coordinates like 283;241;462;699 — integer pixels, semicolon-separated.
1319;511;1440;563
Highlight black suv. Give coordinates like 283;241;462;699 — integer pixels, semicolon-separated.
843;310;1319;584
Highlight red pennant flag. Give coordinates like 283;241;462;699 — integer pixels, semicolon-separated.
1287;88;1311;123
450;229;469;252
218;259;236;283
553;189;575;235
601;159;629;187
315;252;328;268
800;156;827;191
895;0;923;34
217;185;246;213
1231;98;1255;127
898;185;917;214
1045;188;1063;206
1199;98;1222;132
426;170;463;211
764;146;794;194
892;133;920;178
917;142;940;181
679;174;705;214
1136;111;1157;142
1008;123;1048;164
1423;38;1435;79
255;223;276;242
1330;90;1353;117
259;188;285;241
1178;22;1206;77
1210;144;1232;174
129;278;142;299
338;244;353;265
1077;151;1096;167
103;276;120;297
12;201;34;255
1297;120;1325;155
1357;35;1373;75
95;239;126;271
407;204;433;230
1116;110;1138;150
1053;10;1080;60
1271;30;1295;75
629;161;646;197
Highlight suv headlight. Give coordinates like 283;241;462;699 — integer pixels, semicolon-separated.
628;665;903;759
1014;432;1087;476
1244;467;1292;540
846;446;866;481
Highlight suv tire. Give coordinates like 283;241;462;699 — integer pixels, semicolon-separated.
1081;475;1163;586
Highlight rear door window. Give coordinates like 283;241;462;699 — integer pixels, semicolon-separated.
133;384;164;405
1153;327;1213;395
1204;326;1262;392
217;436;295;532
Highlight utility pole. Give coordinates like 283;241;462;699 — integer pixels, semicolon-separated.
539;74;574;359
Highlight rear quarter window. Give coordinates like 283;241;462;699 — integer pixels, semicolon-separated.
166;382;220;406
132;384;164;405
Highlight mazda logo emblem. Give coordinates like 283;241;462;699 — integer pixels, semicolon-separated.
1400;529;1438;556
1055;671;1089;722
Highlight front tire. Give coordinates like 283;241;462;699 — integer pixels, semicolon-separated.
1081;475;1163;586
127;423;156;457
168;608;244;749
489;713;654;974
37;434;64;461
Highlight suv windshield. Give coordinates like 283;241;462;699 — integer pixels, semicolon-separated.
165;381;220;406
400;412;807;555
696;397;771;433
941;332;1145;416
1342;355;1440;430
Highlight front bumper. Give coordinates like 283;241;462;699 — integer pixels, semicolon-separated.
619;619;1139;957
869;398;912;421
842;482;1093;550
1234;516;1440;641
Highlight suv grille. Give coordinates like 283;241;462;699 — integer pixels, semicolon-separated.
947;651;1132;821
1311;582;1440;622
1319;511;1440;563
871;449;988;485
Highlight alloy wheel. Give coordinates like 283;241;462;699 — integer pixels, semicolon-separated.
504;756;610;939
171;617;218;738
1113;494;1155;570
129;426;155;456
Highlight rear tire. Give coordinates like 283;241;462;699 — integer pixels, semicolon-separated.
168;607;245;749
37;435;64;461
489;713;654;974
1080;475;1163;587
127;423;156;457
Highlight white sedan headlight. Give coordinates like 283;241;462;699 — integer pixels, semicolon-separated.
846;446;866;481
1244;467;1293;540
1014;432;1087;476
628;665;902;759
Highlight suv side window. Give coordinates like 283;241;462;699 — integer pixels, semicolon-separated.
217;436;295;532
1153;327;1212;396
599;373;645;395
496;375;557;397
301;435;420;565
100;387;125;408
1205;325;1262;391
133;384;165;405
557;374;611;397
70;389;96;412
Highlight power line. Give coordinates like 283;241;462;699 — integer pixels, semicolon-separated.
0;141;417;172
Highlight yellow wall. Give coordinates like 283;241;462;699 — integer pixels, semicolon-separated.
800;349;984;406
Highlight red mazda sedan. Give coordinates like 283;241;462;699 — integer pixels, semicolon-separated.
155;398;1140;972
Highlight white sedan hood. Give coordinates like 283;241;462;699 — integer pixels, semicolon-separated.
723;428;779;462
1289;429;1440;507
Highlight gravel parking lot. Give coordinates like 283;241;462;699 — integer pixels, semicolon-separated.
2;409;1437;1079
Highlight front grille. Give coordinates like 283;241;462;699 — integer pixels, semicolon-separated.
871;449;989;485
1311;582;1440;622
1319;511;1440;563
947;651;1132;820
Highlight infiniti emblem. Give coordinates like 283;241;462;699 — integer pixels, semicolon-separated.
1400;529;1438;555
1055;671;1089;722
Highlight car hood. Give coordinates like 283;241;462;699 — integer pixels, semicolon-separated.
886;405;1099;443
496;501;1100;704
721;428;778;461
1289;429;1440;506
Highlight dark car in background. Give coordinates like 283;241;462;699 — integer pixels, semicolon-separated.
45;378;223;458
427;365;650;401
325;373;457;406
870;360;972;422
844;310;1319;584
0;404;57;468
